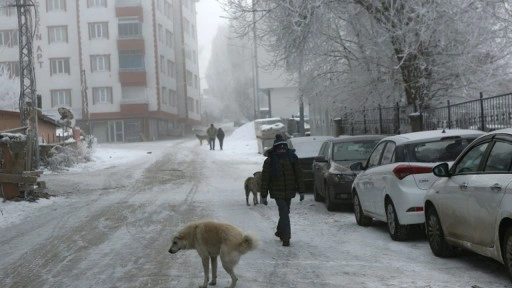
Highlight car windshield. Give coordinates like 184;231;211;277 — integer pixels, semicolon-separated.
291;140;326;158
332;140;379;161
407;137;475;162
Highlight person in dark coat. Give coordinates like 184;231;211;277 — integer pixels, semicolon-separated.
260;134;305;247
216;128;225;150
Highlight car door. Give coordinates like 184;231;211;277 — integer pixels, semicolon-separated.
314;141;330;196
465;138;512;247
355;141;387;215
435;141;490;241
371;141;396;217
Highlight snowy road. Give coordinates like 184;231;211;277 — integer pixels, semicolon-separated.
0;123;510;288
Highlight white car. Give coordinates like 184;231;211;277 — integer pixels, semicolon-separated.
424;128;512;280
350;129;485;241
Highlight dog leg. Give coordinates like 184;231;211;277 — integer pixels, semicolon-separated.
220;253;240;288
253;191;258;205
245;190;250;206
200;256;210;288
209;256;217;286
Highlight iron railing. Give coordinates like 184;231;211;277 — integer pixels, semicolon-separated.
338;92;512;135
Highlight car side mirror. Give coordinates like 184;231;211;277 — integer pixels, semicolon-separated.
432;163;450;177
314;155;327;163
350;162;364;171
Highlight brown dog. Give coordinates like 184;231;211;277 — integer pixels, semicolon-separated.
244;171;262;206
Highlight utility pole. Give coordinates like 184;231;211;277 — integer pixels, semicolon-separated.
13;0;39;169
252;0;260;118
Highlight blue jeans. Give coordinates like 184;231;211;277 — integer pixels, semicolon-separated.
275;198;291;239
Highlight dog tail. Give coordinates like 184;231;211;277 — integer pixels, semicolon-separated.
239;233;258;254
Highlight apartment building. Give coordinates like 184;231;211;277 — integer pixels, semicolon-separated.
0;0;201;143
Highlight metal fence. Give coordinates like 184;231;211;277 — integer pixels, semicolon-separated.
338;92;512;135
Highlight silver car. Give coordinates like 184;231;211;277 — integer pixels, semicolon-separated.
424;128;512;281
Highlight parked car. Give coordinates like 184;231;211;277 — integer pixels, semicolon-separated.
312;135;384;211
288;136;334;192
424;128;512;280
350;129;485;241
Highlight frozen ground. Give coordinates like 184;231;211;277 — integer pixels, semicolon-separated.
0;122;509;288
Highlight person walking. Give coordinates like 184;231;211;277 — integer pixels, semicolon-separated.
216;127;225;150
206;124;217;150
260;134;305;247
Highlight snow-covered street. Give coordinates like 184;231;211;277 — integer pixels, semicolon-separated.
0;122;510;288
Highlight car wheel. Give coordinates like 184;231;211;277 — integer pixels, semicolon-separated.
313;183;324;202
353;191;372;226
503;228;512;281
426;207;454;257
385;199;409;241
325;184;336;211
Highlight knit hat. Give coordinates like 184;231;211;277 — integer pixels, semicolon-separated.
273;134;288;148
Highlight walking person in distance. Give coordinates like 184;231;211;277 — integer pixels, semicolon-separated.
260;134;305;247
216;127;225;150
206;124;217;150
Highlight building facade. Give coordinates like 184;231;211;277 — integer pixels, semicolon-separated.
0;0;201;143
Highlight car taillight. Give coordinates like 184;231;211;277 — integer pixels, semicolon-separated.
392;164;432;180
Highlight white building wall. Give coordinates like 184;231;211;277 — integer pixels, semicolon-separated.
35;1;82;120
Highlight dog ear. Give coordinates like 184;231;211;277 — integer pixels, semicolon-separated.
175;233;184;240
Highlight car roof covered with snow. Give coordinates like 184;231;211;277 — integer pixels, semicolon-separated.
381;129;486;145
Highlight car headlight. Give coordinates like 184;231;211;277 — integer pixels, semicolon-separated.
334;174;355;183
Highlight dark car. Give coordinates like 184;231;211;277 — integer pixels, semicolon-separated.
288;136;334;192
313;135;384;211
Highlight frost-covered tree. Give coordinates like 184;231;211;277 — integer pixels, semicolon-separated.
221;0;512;112
0;64;19;111
205;25;256;120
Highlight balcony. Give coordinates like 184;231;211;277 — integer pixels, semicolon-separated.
119;70;147;86
115;0;143;20
117;37;145;52
120;103;148;116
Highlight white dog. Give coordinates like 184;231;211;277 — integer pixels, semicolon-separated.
168;220;258;288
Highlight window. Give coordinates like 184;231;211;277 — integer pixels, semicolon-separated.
165;30;173;48
157;0;162;11
89;22;108;39
187;96;194;112
87;0;107;7
169;89;176;106
164;1;172;18
454;143;489;174
192;50;197;64
367;142;386;168
0;6;16;16
183;18;190;35
90;55;110;72
380;142;395;165
0;61;20;77
47;0;66;11
168;61;175;78
118;18;142;39
51;90;71;107
92;87;113;104
186;70;193;87
119;53;145;70
191;24;196;40
194;75;199;89
50;58;70;75
0;30;18;47
160;55;165;73
48;26;68;44
162;86;167;105
484;141;512;172
158;24;163;43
